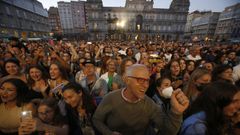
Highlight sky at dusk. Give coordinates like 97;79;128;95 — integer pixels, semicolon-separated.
39;0;240;12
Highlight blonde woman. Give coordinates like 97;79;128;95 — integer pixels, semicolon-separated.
183;67;211;103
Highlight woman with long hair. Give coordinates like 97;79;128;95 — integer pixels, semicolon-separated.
62;82;96;135
0;78;32;134
182;60;196;82
48;62;69;99
27;65;50;99
19;98;69;135
183;67;212;103
165;59;183;89
180;82;240;135
152;77;173;113
212;64;233;83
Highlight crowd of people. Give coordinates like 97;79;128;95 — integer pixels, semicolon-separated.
0;37;240;135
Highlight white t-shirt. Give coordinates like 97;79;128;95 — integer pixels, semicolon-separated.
164;53;172;62
186;54;202;61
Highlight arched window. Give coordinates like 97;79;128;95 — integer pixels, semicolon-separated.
136;15;143;31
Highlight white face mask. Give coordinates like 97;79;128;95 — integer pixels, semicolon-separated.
161;86;173;99
105;53;113;57
223;60;228;65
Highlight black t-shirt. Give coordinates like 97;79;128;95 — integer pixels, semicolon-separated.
27;86;50;100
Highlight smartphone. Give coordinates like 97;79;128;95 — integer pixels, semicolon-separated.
44;44;53;55
21;111;32;121
87;42;92;45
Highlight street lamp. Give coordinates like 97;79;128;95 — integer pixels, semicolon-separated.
205;37;209;41
193;36;198;42
116;20;125;28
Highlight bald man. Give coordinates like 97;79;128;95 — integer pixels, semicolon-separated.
93;64;189;135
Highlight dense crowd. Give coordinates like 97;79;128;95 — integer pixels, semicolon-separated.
0;37;240;135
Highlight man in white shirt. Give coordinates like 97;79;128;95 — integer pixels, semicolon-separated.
186;46;202;61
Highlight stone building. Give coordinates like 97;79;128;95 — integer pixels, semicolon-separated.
191;12;220;41
0;0;49;39
48;7;62;34
184;10;211;40
215;3;240;42
85;0;190;41
58;1;86;36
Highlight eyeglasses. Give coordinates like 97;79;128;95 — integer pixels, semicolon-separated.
128;76;150;84
38;109;54;116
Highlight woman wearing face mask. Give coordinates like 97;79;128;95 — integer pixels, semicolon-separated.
0;78;32;134
152;77;173;113
184;67;212;103
18;98;69;135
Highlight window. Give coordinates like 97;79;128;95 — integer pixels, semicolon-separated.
159;14;162;19
163;26;166;31
145;24;150;31
153;25;156;31
94;23;98;29
16;10;20;17
169;14;172;20
5;7;11;15
23;12;27;19
168;26;171;31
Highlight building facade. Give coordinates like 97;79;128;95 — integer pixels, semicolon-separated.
184;11;210;40
86;0;190;41
191;12;220;41
58;1;86;35
0;0;49;39
214;3;240;42
48;7;62;34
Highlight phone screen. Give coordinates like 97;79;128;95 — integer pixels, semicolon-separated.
87;42;92;45
21;111;32;121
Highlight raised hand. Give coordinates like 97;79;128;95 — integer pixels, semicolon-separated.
18;119;36;135
66;42;72;48
170;89;189;115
